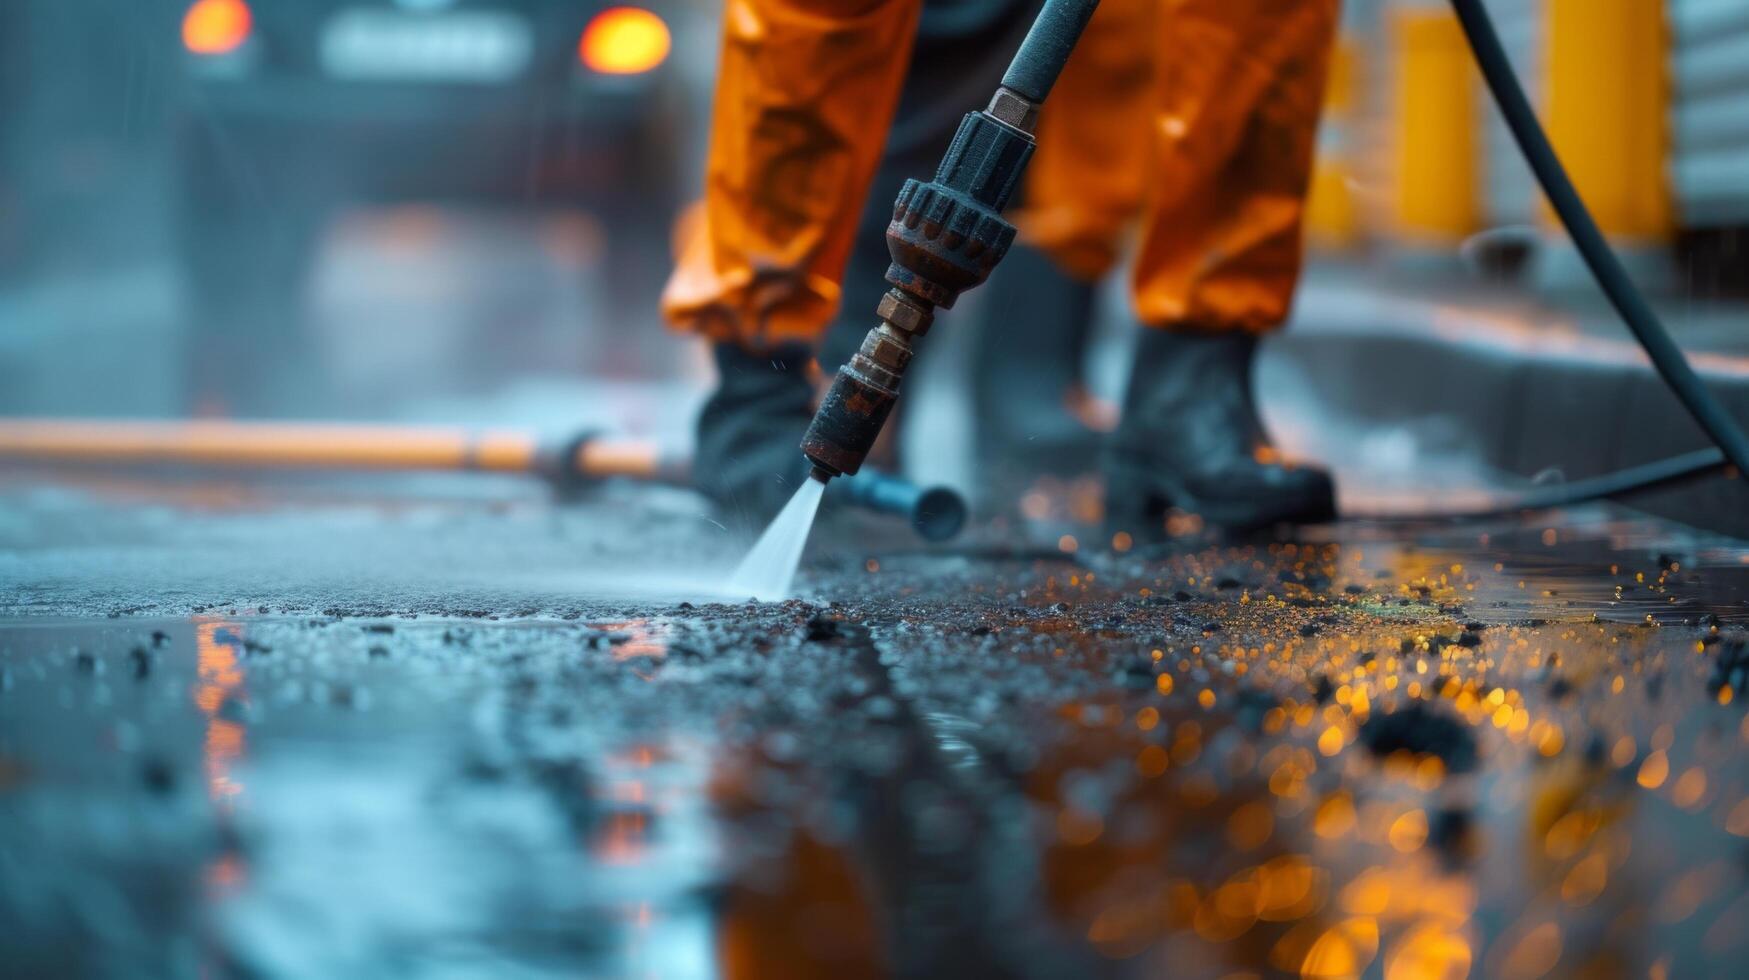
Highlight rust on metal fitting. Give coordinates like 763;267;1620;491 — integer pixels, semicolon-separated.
861;325;914;372
875;289;934;335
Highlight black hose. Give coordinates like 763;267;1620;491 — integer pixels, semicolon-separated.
1348;448;1726;522
1448;0;1749;481
1340;0;1747;520
999;0;1099;104
1508;449;1725;508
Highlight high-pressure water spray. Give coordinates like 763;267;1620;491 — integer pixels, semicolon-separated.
799;0;1100;483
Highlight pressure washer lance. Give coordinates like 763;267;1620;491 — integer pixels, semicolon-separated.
0;418;966;542
800;0;1099;486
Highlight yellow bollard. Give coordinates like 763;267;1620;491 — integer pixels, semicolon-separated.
1544;0;1671;244
1390;5;1480;247
1305;35;1364;250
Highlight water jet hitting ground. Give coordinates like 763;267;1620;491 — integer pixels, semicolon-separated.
727;475;826;600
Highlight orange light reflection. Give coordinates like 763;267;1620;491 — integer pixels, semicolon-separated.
194;620;249;807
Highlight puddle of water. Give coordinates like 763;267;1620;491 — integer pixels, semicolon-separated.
0;616;727;978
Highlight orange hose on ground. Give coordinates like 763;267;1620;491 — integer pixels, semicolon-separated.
575;438;666;481
0;419;670;482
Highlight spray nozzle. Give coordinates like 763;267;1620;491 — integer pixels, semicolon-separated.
799;0;1099;484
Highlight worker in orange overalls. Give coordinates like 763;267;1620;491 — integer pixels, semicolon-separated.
666;0;1340;535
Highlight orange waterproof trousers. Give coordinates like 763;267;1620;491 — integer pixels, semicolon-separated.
662;0;1340;348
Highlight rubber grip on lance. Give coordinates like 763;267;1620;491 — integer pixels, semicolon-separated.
998;0;1100;104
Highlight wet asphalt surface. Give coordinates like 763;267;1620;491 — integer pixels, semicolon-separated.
7;471;1749;978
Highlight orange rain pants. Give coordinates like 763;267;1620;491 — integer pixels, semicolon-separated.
662;0;1340;349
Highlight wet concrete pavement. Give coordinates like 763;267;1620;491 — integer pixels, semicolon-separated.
6;472;1749;978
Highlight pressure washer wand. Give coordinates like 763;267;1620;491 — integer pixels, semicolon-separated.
799;0;1100;484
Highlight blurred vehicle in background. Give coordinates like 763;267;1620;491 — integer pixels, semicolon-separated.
172;0;687;414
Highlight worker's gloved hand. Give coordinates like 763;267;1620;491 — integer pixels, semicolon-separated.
1104;328;1335;540
695;341;815;528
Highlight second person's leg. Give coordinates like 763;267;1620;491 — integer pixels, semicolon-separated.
974;0;1157;489
1109;0;1341;536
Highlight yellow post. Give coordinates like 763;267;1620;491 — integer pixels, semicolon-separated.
1544;0;1671;243
1305;35;1362;249
1390;6;1479;246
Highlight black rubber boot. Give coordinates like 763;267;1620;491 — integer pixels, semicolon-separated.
1105;327;1335;539
694;342;815;528
970;243;1101;489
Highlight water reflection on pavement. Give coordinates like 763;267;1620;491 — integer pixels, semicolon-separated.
5;510;1749;978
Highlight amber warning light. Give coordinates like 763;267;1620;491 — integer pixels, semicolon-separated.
579;7;670;75
183;0;253;55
